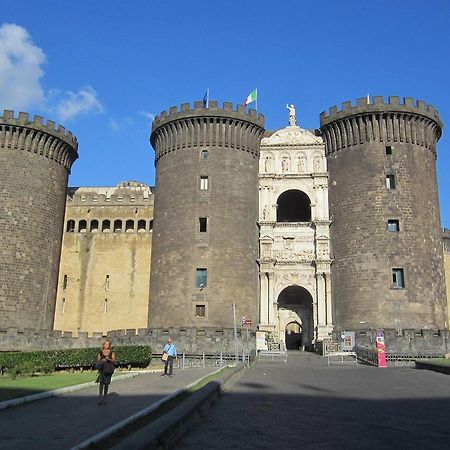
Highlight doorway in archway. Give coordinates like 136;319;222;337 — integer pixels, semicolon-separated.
285;321;302;350
278;285;313;349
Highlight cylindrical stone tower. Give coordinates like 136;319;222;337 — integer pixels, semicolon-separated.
320;96;447;330
0;110;78;330
149;101;264;329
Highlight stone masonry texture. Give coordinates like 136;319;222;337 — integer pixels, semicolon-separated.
149;101;265;329
0;110;78;330
320;97;447;330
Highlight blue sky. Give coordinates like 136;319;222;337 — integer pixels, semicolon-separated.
1;0;449;227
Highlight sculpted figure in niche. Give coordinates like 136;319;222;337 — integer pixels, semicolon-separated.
262;205;269;220
297;155;306;173
313;155;321;172
281;156;290;173
286;104;296;127
265;155;273;173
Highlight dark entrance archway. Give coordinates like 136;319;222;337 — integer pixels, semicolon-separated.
278;285;314;349
285;321;302;350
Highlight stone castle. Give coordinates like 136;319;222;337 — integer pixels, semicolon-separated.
0;96;449;353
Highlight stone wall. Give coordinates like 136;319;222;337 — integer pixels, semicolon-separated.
320;97;447;330
443;229;450;327
0;110;78;330
0;327;255;355
335;328;449;355
149;101;265;330
54;182;154;334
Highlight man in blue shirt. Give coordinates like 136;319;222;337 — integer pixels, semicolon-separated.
163;338;177;376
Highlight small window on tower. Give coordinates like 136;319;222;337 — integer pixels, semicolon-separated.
195;304;206;318
63;274;68;289
201;149;209;160
386;175;396;189
67;220;75;232
61;298;66;315
199;217;208;232
392;268;405;289
114;220;122;232
386;146;393;155
387;220;400;232
200;176;209;190
196;268;207;288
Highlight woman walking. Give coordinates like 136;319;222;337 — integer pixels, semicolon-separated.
96;340;117;404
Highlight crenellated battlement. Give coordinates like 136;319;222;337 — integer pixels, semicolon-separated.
1;110;78;149
0;110;78;170
0;327;254;353
319;96;443;156
152;100;264;129
151;100;265;162
320;96;442;128
66;183;154;206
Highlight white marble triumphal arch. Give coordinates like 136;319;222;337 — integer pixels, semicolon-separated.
258;107;333;349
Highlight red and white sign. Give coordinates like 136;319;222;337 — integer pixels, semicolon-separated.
376;329;387;368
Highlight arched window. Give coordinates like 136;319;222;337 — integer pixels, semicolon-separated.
113;220;122;232
79;220;87;232
66;220;75;232
90;220;99;232
137;220;146;232
149;220;153;231
277;190;311;222
126;219;134;232
102;220;111;232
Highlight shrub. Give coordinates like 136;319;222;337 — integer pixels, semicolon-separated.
0;345;152;376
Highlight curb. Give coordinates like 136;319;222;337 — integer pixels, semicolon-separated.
110;363;247;450
415;361;450;375
0;372;138;411
70;364;246;450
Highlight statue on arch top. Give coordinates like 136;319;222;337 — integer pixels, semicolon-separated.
286;103;297;127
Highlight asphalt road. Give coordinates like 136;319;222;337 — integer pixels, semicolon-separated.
176;352;450;450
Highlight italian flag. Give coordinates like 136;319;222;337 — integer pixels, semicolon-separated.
244;89;257;106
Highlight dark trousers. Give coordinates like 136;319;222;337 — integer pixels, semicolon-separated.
164;355;174;375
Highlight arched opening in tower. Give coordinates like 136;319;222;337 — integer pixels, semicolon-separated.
278;285;313;350
276;190;311;222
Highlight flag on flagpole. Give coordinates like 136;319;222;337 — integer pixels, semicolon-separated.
203;89;209;108
244;89;257;107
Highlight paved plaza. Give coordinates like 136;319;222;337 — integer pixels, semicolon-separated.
0;354;449;449
177;353;450;450
0;367;216;450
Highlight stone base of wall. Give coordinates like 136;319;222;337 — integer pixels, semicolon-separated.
331;328;450;355
0;327;255;355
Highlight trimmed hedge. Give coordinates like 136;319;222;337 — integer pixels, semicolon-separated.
0;345;152;378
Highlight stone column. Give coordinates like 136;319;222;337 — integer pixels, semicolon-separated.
259;272;269;324
325;273;333;326
316;272;326;326
315;185;324;220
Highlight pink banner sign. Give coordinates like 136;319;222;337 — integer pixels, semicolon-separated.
375;329;387;368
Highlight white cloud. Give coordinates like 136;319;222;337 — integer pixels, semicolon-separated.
0;23;104;122
53;86;104;121
109;116;133;132
0;23;46;110
140;111;156;122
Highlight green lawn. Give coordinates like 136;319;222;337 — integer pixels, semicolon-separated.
0;371;98;402
422;358;450;367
